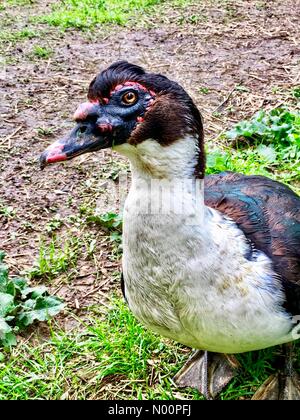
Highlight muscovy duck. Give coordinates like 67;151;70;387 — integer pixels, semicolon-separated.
40;61;300;400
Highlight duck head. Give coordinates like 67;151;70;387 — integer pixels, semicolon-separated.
40;61;205;179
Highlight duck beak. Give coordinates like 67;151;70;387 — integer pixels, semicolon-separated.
39;123;112;169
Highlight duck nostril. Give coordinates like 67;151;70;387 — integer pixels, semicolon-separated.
97;122;113;133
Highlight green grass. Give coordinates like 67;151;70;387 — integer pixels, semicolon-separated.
38;0;163;29
0;298;193;399
0;28;39;44
1;296;298;400
31;45;53;59
29;236;80;280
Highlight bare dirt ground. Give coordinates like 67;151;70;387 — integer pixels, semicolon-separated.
0;0;300;322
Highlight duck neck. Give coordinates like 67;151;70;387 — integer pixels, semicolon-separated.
116;135;207;227
115;134;203;181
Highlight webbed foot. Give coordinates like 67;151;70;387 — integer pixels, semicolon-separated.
252;372;300;400
173;350;239;399
252;343;300;400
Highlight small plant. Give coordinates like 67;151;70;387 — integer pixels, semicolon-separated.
45;215;64;234
18;28;37;38
0;252;64;348
88;211;122;231
205;107;300;195
185;14;201;24
29;237;79;280
0;205;15;219
198;86;209;94
102;159;129;180
292;87;300;100
226;107;300;163
37;127;54;137
226;108;300;165
87;212;123;259
32;45;53;59
109;231;122;260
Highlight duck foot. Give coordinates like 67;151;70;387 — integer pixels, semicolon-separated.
252;343;300;400
173;350;239;399
252;372;300;400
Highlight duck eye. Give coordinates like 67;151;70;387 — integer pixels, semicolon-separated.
122;91;138;105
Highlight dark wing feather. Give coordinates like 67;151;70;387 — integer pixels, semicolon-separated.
204;172;300;314
121;272;128;304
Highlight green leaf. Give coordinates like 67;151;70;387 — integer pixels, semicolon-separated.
0;251;5;263
2;332;17;347
0;253;64;349
13;277;28;292
21;286;47;299
257;145;277;163
0;317;11;337
5;280;16;297
0;318;17;347
17;296;64;328
0;265;9;292
205;150;228;173
110;232;122;242
0;293;15;317
88;212;123;231
225;107;300;168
